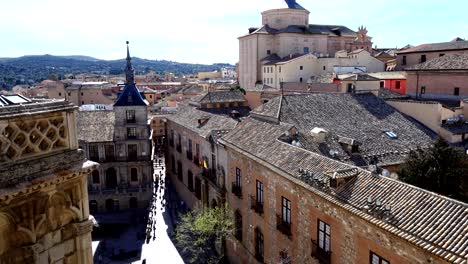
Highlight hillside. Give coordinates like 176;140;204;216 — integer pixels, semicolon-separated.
0;55;233;89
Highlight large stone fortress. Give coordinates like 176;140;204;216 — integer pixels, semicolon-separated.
239;0;373;89
0;94;96;263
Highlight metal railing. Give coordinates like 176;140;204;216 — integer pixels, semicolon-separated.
250;196;264;215
231;182;242;199
311;239;331;264
276;215;292;238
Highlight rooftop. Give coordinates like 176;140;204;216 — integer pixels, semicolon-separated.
220;114;467;264
166;104;247;138
251;93;435;167
76;110;115;142
397;40;468;54
198;90;247;104
248;24;356;38
406;54;468;71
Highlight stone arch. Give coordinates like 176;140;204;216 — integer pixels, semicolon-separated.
105;168;117;189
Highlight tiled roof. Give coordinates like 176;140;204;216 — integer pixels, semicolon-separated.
198;91;247;104
114;83;148;106
252;93;435;167
338;73;381;81
248;24;356;38
367;72;406;80
220;116;468;264
406;54;468;71
76;110;115;142
166;104;243;138
377;88;410;100
397;40;468;54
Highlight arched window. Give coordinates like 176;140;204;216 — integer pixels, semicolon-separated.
92;170;100;184
255;227;264;262
105;168;117;189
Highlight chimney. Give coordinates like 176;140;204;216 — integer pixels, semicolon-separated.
311;127;327;143
327;168;359;190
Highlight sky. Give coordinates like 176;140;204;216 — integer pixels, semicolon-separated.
1;0;467;64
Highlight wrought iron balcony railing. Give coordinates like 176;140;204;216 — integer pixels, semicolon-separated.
311;239;331;264
231;182;242;199
276;215;292;238
250;196;264;215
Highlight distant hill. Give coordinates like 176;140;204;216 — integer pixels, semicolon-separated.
0;54;233;89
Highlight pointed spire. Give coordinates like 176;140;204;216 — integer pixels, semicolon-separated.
125;41;135;85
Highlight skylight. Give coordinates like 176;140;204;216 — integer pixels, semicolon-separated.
384;131;398;139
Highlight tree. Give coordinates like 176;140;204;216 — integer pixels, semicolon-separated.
399;138;468;202
175;204;234;264
230;85;246;95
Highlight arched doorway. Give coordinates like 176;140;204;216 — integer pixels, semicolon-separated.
89;200;98;214
129;197;138;209
106;168;117;189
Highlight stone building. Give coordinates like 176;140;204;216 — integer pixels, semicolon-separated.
396;39;468;70
165;91;250;209
0;94;97;263
219;95;468;264
405;54;468;100
239;0;374;90
76;44;152;219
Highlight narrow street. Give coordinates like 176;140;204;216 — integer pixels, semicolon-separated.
92;147;184;264
137;150;184;264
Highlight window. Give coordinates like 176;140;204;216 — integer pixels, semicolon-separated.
267;50;271;55
304;47;309;53
281;197;291;224
279;66;281;73
402;56;407;65
454;87;460;96
380;81;384;88
177;161;183;181
128;144;137;160
236;168;241;187
256;180;263;205
126;110;136;123
439;53;445;57
188;170;194;191
323;66;326;70
420;54;426;63
395;81;401;89
421;86;426;94
300;77;303;83
234;210;242;241
105;145;114;161
370;252;389;264
255;228;264;262
89;145;99;161
300;66;303;70
318;220;331;252
81;92;84;96
68;92;71;96
196;143;200;159
195;177;202;199
171;155;176;172
127;127;137;139
92;170;100;184
130;168;138;182
264;68;266;73
58;92;62;96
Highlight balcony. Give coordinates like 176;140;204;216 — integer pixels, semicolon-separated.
231;182;242;199
186;151;193;161
311;239;331;264
193;156;200;167
176;144;181;153
276;215;292;238
201;169;217;184
127;135;137;140
126;118;136;124
250;196;264;215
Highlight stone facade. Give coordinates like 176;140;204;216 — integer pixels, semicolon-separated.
0;99;96;263
224;148;455;264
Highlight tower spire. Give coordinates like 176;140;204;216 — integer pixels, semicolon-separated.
125;41;135;85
